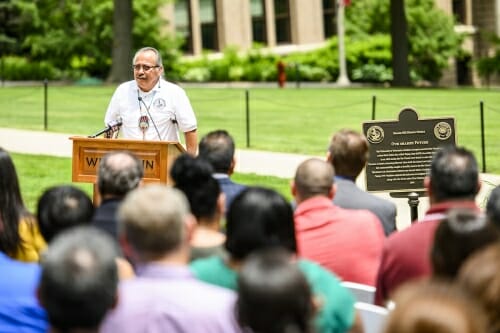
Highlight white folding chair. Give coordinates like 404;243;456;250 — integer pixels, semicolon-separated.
341;281;376;304
355;302;389;333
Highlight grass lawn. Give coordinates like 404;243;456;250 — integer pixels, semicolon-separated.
2;84;500;208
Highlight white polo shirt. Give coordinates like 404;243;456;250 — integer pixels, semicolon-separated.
104;79;197;141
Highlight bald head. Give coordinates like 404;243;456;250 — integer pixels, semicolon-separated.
294;158;334;202
98;151;144;198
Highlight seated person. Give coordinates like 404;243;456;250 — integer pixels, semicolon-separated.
237;248;315;333
170;154;226;261
191;186;363;333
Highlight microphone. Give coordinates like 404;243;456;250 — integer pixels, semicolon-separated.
138;96;162;140
88;119;122;138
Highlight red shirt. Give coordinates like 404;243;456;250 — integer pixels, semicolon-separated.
294;196;385;286
374;201;480;305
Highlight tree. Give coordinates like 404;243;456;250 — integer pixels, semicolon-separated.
108;0;133;83
390;0;411;86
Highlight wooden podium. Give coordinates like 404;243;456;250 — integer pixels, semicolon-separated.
70;136;185;203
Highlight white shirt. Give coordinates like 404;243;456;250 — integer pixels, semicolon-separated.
104;79;197;141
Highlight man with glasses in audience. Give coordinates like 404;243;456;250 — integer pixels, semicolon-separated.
104;47;198;154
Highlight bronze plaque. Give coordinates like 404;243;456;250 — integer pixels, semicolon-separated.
362;108;455;193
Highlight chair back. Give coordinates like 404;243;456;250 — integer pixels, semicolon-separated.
341;281;376;304
355;302;389;333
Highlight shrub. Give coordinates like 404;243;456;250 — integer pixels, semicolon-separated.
0;56;60;80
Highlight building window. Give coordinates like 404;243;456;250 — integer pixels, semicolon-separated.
274;0;291;44
175;0;193;54
251;0;267;44
323;0;336;38
200;0;218;51
452;0;466;24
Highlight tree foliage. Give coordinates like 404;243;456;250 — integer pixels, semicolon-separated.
346;0;462;82
7;0;179;79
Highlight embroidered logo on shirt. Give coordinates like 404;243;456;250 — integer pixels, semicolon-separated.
154;98;166;110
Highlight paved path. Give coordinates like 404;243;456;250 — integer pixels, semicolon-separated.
1;127;498;230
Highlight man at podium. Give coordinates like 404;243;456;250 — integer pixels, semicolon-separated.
104;47;198;155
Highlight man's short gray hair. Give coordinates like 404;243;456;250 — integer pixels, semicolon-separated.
132;47;163;67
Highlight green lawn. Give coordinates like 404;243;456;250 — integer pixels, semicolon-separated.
3;84;500;209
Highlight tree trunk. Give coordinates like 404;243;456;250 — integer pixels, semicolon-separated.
107;0;133;83
390;0;411;86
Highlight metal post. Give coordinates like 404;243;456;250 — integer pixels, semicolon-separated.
408;192;419;223
246;89;250;148
295;63;300;89
480;101;486;173
371;95;376;120
44;79;48;131
336;0;350;86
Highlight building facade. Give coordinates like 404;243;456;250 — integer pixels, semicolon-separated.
161;0;500;86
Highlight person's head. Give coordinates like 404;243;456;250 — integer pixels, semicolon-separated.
198;129;236;174
292;158;334;204
38;226;118;332
225;187;296;261
132;46;164;92
486;185;500;229
426;145;479;204
237;248;314;333
117;184;194;262
431;208;499;279
458;243;500;333
383;280;487;333
327;129;369;179
97;151;144;199
37;185;94;243
0;147;29;254
170;154;222;223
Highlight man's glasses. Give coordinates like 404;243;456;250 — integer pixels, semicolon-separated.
132;64;160;72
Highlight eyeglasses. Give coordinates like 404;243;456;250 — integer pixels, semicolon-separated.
132;64;160;72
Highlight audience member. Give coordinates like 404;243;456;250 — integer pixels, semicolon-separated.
292;158;384;286
431;208;499;279
198;130;246;213
37;185;133;280
486;185;500;229
38;226;118;333
327;129;397;235
0;147;45;262
0;251;47;332
91;151;144;240
37;185;94;243
237;248;315;333
458;243;500;333
375;145;480;305
170;154;226;260
383;279;487;333
100;185;240;333
191;187;363;333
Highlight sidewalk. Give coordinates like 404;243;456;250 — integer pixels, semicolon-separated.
1;127;498;230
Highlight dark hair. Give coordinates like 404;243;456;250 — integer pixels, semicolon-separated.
198;129;235;174
39;226;118;331
97;151;143;197
0;147;33;254
225;187;296;260
237;248;314;333
170;154;220;221
37;185;94;243
430;145;479;202
328;129;369;179
486;185;500;229
431;208;499;278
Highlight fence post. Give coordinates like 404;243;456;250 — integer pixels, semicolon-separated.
246;89;250;148
371;95;376;120
479;101;486;173
44;79;48;131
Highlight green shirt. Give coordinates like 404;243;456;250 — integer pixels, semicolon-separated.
190;256;356;333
